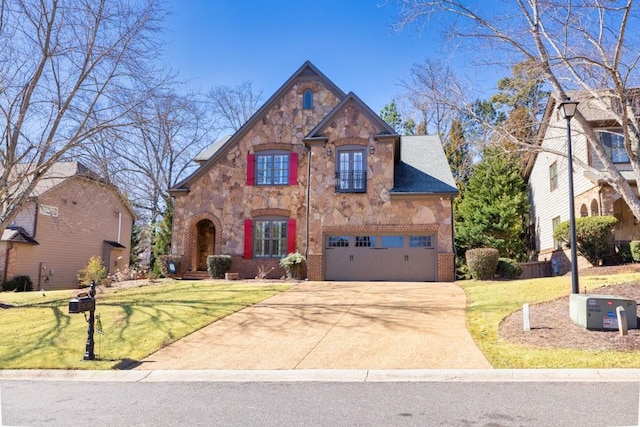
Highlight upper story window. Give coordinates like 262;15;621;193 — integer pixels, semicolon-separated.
598;130;629;163
549;161;558;191
39;204;59;217
336;147;366;193
302;90;313;109
256;152;289;185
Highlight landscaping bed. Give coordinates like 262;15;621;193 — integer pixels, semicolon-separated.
500;265;640;352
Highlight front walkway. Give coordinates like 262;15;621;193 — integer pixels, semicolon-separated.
135;281;491;370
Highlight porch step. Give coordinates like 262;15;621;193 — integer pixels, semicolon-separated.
182;271;210;280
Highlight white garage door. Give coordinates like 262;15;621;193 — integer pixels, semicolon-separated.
324;234;437;281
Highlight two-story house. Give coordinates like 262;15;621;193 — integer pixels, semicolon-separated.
170;62;458;282
527;93;640;272
0;162;134;289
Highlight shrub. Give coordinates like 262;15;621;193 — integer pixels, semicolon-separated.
455;257;472;280
466;248;499;280
496;258;523;280
77;256;107;287
207;255;232;279
553;216;618;266
157;254;182;278
631;240;640;262
280;252;306;279
2;275;33;292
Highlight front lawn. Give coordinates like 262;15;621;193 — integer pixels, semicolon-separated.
0;280;289;369
460;272;640;368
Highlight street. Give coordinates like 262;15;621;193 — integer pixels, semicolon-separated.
2;378;639;426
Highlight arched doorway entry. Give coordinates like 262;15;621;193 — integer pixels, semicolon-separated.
195;219;215;271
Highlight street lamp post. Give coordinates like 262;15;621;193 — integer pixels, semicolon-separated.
558;99;580;294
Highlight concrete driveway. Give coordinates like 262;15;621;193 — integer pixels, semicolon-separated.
135;281;491;370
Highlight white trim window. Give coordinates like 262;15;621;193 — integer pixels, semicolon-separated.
598;130;629;163
39;204;58;217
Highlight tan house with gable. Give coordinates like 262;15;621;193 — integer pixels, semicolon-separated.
527;93;640;272
170;62;458;281
0;162;134;290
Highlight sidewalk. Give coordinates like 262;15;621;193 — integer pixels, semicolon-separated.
135;281;492;370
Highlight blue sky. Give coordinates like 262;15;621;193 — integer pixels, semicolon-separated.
160;1;503;115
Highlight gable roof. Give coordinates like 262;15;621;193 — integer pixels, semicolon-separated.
15;161;135;219
171;61;346;192
305;92;397;138
391;135;458;195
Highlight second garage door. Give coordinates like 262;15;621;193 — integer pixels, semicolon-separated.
324;234;436;281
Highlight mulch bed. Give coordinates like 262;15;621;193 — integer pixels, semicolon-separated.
500;265;640;352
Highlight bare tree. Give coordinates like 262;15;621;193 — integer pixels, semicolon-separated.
393;1;640;219
400;59;462;139
207;80;263;132
0;0;165;233
75;86;216;266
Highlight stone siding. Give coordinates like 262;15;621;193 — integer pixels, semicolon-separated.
172;70;455;281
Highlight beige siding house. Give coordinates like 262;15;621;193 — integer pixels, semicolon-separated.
170;62;458;282
527;94;640;272
0;162;134;290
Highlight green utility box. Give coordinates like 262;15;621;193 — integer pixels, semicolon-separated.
569;294;637;331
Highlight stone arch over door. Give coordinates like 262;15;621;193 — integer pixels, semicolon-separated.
185;213;223;272
590;199;600;216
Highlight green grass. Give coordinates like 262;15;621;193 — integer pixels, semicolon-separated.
459;273;640;368
0;280;289;369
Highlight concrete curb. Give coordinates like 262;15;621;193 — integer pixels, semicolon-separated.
2;369;640;383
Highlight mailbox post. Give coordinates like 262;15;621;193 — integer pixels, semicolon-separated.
68;279;97;360
84;280;96;360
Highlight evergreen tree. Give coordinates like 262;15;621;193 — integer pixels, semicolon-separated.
455;148;530;261
380;100;404;134
152;196;173;270
443;118;472;190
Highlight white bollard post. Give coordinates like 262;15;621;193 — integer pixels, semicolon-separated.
616;306;628;336
523;303;531;332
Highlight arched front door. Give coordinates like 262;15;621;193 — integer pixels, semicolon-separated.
196;219;215;271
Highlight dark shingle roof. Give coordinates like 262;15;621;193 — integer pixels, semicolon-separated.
391;135;458;195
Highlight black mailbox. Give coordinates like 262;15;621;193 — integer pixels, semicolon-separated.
68;296;95;314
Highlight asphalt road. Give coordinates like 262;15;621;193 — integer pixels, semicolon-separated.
2;378;639;426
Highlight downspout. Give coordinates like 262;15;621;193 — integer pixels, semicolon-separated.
451;196;456;281
305;145;311;258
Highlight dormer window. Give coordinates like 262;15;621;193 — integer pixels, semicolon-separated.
302;90;313;109
598;129;629;163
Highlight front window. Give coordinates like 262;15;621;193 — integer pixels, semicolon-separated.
598;130;629;163
256;152;289;185
336;148;366;193
549;161;558;191
254;219;287;258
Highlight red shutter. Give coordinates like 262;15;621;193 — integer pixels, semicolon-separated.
289;152;298;185
244;219;253;259
287;218;296;254
246;153;255;186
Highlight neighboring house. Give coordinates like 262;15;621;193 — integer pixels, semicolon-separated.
526;93;640;272
170;61;458;282
0;162;134;290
